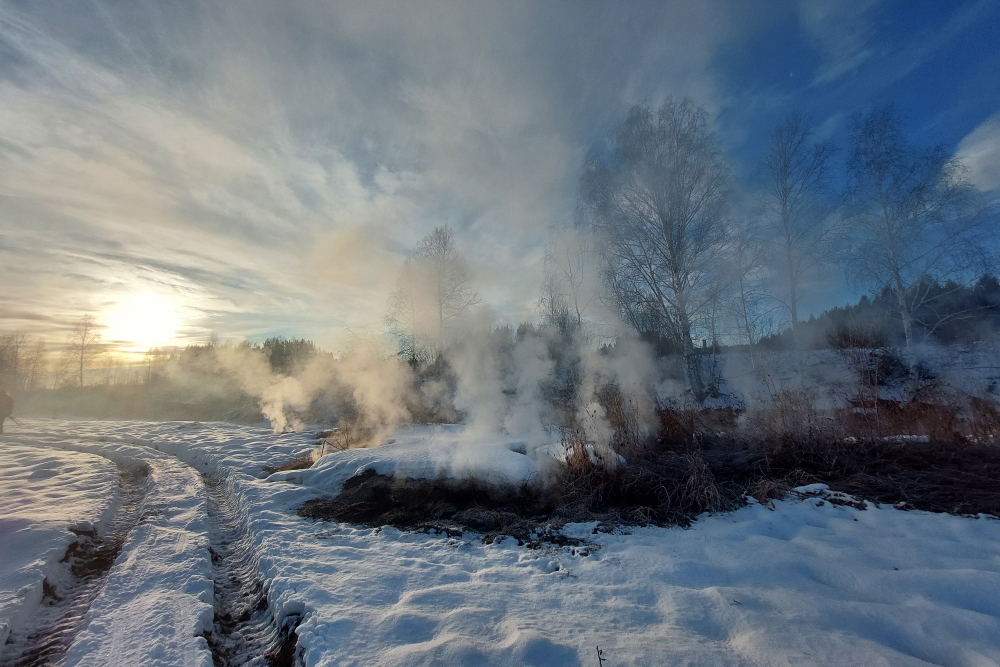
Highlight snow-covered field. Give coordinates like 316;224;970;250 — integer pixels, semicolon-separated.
2;419;1000;666
0;444;118;647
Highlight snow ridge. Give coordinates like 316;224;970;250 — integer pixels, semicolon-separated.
1;458;148;667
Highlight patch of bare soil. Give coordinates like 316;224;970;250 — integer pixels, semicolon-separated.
300;430;1000;541
299;469;596;546
262;455;314;475
761;438;1000;516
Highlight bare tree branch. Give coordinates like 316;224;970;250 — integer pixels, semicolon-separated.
583;99;731;397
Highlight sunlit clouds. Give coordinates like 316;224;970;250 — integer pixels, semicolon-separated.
0;1;996;355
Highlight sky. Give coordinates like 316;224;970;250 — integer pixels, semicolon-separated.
1;0;998;354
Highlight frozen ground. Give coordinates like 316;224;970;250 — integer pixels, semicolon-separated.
0;444;118;647
276;424;557;494
2;419;1000;666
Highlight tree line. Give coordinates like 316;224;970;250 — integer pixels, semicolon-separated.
576;100;994;396
4;102;995;402
0;317;321;394
758;275;1000;352
383;101;995;400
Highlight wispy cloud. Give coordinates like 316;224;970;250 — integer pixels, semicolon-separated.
956;110;1000;192
796;0;880;85
0;1;733;349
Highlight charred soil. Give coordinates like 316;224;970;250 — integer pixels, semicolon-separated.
300;406;1000;540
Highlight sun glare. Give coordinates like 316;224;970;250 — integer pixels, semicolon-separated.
105;292;182;350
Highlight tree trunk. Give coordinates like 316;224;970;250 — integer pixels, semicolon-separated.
438;300;444;350
677;308;704;400
898;297;916;367
893;271;919;389
739;276;756;371
785;240;799;350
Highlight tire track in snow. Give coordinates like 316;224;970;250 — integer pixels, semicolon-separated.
0;459;149;667
4;427;304;666
201;472;300;667
68;438;302;666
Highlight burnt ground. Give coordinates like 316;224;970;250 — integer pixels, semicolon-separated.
298;435;1000;543
299;469;593;547
262;455;315;475
758;437;1000;516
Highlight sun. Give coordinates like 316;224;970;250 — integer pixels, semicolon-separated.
105;292;182;350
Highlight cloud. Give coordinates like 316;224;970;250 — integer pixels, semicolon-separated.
956;111;1000;192
795;0;879;85
0;1;734;350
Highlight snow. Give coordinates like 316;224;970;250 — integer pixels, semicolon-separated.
271;493;1000;666
0;443;118;647
4;419;1000;666
60;443;215;667
1;428;226;667
272;424;555;493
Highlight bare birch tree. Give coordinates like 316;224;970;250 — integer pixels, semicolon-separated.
538;269;573;334
21;340;46;390
539;226;596;335
727;217;774;370
386;259;427;362
583;99;730;397
843;106;983;378
67;315;102;387
387;226;480;356
759;113;835;344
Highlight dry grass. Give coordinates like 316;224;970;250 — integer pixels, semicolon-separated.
968;397;1000;446
300;386;1000;539
746;388;830;445
262;455;315;474
595;384;650;456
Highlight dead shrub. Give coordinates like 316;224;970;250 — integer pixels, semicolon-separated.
262;455;314;474
749;477;791;505
749;469;817;505
319;415;380;453
657;405;694;450
553;427;624;511
677;452;724;514
746;389;827;444
653;405;742;451
831;442;1000;516
692;408;742;433
968;397;1000;446
874;400;961;442
551;427;735;526
595;384;650;456
828;326;888;350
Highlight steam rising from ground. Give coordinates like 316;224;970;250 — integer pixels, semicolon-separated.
159;311;675;462
148;293;1000;475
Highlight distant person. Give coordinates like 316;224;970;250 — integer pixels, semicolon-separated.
0;389;11;434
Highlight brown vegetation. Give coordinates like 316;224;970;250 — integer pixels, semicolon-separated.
262;455;315;475
301;388;1000;541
